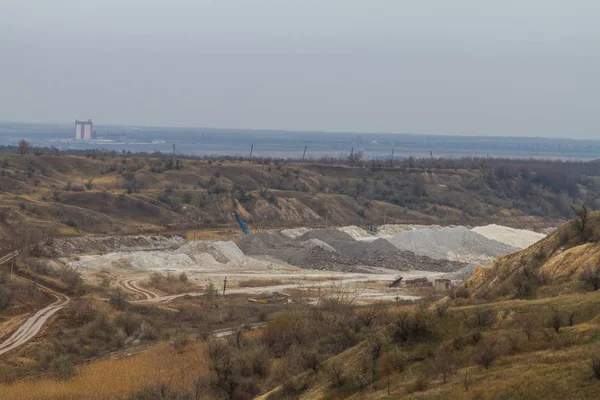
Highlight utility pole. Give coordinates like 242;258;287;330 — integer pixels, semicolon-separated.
10;251;14;282
390;148;394;168
301;145;307;163
219;277;228;323
249;144;254;163
173;143;176;155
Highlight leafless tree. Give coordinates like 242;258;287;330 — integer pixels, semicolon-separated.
572;203;591;242
473;337;499;369
567;310;577;326
462;371;474;392
504;332;521;354
429;346;457;384
521;316;537;341
18;139;30;155
327;360;345;388
548;306;563;333
580;265;600;291
379;349;404;395
591;353;600;380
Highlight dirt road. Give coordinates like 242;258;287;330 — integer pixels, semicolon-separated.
134;273;426;304
119;278;158;300
0;253;70;356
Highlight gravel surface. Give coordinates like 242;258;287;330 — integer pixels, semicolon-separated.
387;226;518;261
471;224;545;249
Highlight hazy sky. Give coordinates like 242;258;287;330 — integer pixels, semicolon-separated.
1;1;599;138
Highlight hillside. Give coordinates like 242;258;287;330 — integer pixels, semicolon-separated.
1;151;597;251
468;210;600;300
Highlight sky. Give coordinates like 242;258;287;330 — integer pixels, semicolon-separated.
1;0;599;138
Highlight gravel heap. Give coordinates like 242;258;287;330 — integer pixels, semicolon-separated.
237;230;466;273
176;240;245;265
237;232;360;272
337;225;374;240
52;235;185;256
375;224;441;237
471;224;545;249
387;226;518;262
280;227;311;239
296;229;356;244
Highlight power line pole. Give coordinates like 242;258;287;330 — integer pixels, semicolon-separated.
219;277;228;323
301;145;307;163
10;251;14;282
249;144;254;163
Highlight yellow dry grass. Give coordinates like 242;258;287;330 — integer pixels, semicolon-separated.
0;342;208;400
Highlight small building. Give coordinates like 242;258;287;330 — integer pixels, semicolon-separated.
75;119;93;140
434;279;451;291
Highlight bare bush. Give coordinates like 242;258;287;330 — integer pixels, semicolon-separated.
580;265;600;291
429;346;457;383
473;337;500;369
548;306;563;333
591;353;600;381
390;309;437;344
327;360;346;388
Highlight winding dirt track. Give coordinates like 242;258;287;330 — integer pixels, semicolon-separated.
119;279;158;300
0;252;70;356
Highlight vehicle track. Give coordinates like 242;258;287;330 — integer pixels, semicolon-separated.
119;278;158;300
0;252;70;356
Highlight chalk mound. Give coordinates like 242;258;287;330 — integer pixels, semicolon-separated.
471;224;545;249
388;226;518;261
280;227;311;239
176;240;244;265
337;225;374;239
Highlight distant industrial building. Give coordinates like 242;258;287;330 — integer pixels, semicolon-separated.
75;119;93;140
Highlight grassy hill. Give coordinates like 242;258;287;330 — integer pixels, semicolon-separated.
2;151;597;252
468;210;600;300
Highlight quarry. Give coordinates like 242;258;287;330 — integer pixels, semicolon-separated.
58;223;546;304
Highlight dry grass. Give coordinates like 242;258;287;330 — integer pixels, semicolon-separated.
0;342;208;400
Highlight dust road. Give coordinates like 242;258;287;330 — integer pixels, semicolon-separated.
119;278;158;300
0;252;70;356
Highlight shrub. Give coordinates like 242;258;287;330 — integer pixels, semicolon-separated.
51;355;74;380
390;309;437;344
591;353;600;380
580;265;600;291
129;384;191;400
473;338;499;369
109;288;128;310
